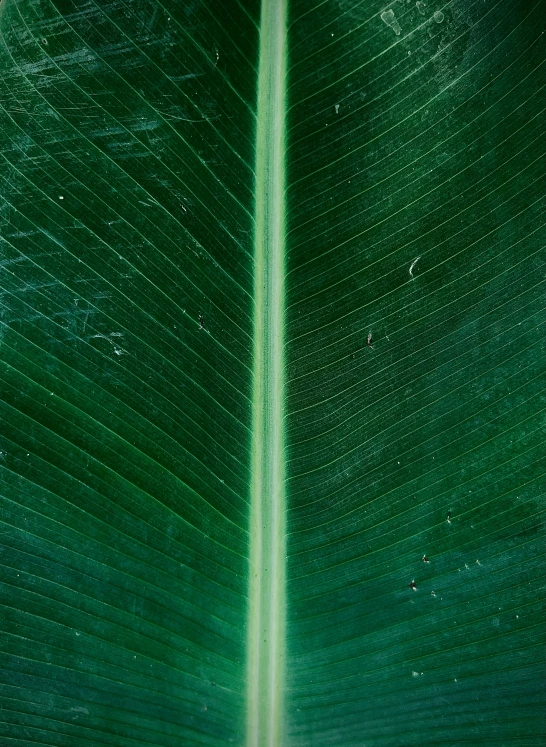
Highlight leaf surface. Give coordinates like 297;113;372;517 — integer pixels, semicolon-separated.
0;0;544;745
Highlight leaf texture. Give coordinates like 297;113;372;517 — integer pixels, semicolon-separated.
285;1;546;744
0;0;545;745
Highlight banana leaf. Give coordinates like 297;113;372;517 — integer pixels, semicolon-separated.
0;0;544;744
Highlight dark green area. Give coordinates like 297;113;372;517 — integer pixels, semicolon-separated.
286;0;546;744
1;0;545;745
0;0;258;743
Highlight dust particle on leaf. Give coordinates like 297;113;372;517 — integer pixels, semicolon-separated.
381;9;402;35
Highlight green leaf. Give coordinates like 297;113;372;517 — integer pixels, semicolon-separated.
1;0;544;745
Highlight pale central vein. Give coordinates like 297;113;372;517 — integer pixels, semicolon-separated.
247;0;287;745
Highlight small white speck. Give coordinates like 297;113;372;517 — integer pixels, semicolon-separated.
335;104;340;114
59;195;64;200
381;9;402;35
409;256;421;278
412;671;419;677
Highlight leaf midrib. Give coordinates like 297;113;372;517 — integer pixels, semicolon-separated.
247;1;288;746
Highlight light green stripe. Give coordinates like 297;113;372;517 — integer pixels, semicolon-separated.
247;0;287;745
